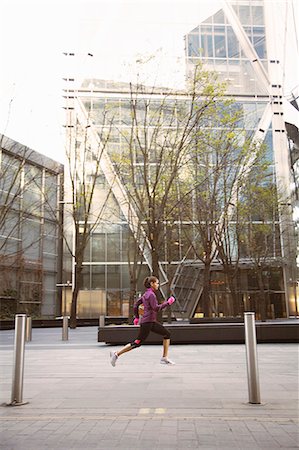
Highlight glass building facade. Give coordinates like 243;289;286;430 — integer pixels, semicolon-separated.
0;135;63;318
63;0;297;319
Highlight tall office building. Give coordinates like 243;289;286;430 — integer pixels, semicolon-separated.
0;135;63;318
63;0;298;319
185;0;298;316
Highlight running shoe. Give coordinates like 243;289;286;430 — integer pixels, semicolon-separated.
160;357;175;365
110;351;118;367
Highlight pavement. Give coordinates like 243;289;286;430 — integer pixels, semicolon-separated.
0;326;298;450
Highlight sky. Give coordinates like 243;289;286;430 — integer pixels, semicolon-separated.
0;0;298;164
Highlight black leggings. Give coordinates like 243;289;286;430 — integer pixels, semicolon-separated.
131;322;171;348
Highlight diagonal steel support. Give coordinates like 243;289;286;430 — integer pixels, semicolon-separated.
222;1;270;93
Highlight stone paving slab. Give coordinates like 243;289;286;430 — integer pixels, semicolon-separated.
0;326;298;449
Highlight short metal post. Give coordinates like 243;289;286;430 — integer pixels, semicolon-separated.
8;314;28;406
62;316;69;341
25;316;32;342
99;315;105;328
244;312;261;404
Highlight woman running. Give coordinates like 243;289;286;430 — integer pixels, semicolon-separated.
110;276;176;366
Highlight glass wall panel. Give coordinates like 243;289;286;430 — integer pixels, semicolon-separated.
91;265;105;289
227;27;239;58
81;266;91;289
44;174;58;220
238;5;250;25
107;227;121;262
107;290;121;315
252;5;264;25
107;265;121;289
92;233;106;262
22;218;41;260
121;264;130;289
188;34;200;57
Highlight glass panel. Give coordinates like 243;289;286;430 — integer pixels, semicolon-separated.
106;228;121;262
188;34;200;57
121;264;130;289
213;10;225;24
214;34;226;58
121;101;132;125
81;266;91;289
227;26;239;58
91;265;105;288
252;5;264;25
107;290;121;315
92;233;105;262
253;34;266;59
121;225;137;261
107;265;120;289
238;5;250;25
201;34;213;58
22;218;41;259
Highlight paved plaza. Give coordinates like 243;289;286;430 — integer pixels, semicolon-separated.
0;325;298;449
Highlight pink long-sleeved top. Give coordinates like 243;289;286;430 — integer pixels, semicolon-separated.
134;288;169;324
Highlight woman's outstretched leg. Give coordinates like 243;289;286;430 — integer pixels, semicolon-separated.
110;339;142;366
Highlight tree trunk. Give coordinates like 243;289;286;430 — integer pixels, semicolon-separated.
257;269;267;322
129;274;137;324
226;269;239;317
201;262;211;317
69;263;82;329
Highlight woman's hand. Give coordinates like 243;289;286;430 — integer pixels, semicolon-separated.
167;296;175;305
133;317;139;326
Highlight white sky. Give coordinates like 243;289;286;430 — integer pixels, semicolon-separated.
0;0;298;164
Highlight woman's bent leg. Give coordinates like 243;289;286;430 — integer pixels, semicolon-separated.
150;322;174;364
162;338;170;358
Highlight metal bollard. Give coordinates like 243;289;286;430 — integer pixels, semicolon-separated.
25;316;32;342
62;316;69;341
244;312;261;404
99;315;105;328
7;314;28;406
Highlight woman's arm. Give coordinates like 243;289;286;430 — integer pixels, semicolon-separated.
148;292;169;312
133;295;144;318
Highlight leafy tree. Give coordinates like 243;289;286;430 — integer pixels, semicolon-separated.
112;64;227;305
237;168;281;321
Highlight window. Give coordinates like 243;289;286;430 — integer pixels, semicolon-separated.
188;33;200;57
214;26;226;58
227;26;239;58
92;233;105;262
91;265;105;289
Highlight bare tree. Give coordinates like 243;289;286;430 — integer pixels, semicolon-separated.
63;108;119;328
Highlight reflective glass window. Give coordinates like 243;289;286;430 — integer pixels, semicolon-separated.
214;26;226;58
227;27;239;58
107;265;121;289
91;265;105;288
252;28;266;58
252;5;264;25
92;233;105;261
201;34;214;58
22;218;41;259
239;5;250;25
213;10;225;24
81;266;91;289
188;34;200;57
107;228;121;262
